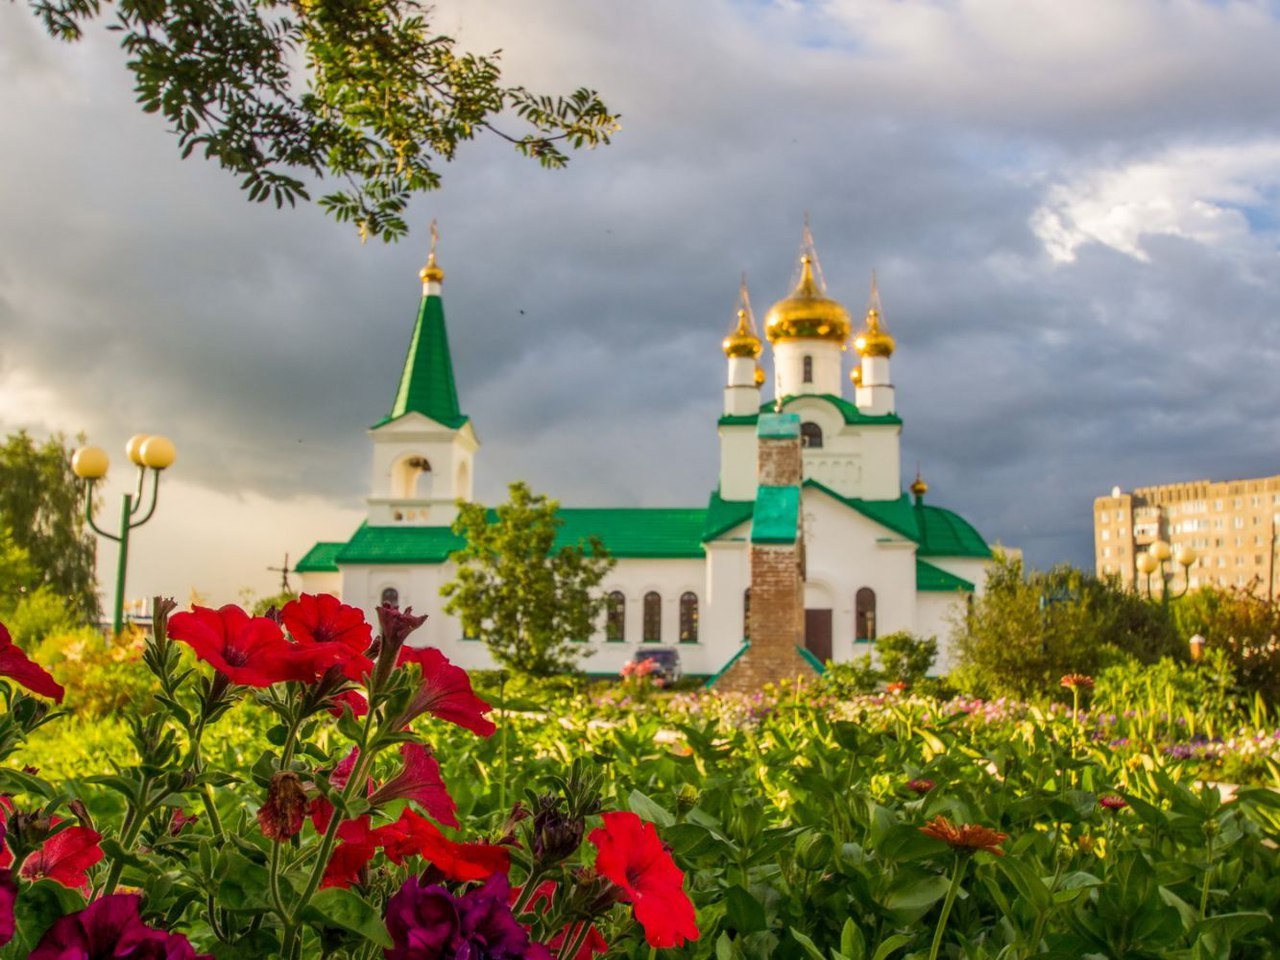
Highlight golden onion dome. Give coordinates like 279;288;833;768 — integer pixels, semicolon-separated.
723;308;763;359
854;273;895;357
764;255;852;345
754;363;766;387
420;219;445;284
850;365;862;387
910;470;929;499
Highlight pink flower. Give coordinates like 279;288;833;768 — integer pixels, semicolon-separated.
30;893;211;959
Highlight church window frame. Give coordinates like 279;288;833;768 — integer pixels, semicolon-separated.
802;355;814;383
679;592;699;644
605;591;626;642
642;592;662;643
743;588;752;643
855;587;877;642
800;422;823;449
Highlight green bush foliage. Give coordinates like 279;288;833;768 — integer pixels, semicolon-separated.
1174;585;1280;704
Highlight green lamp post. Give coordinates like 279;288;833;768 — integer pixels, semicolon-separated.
71;434;177;636
1135;538;1197;605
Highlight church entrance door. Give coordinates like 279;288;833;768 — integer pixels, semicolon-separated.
805;609;832;663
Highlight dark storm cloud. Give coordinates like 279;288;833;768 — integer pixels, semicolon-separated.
3;0;1280;590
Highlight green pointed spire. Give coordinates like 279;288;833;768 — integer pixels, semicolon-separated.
377;232;468;430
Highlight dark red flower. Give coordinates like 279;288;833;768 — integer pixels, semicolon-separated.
0;622;64;702
369;743;458;829
380;808;510;882
20;824;104;892
0;868;14;948
1099;794;1128;812
281;594;375;681
905;778;935;795
588;811;698;948
168;605;313;687
258;771;309;842
310;747;363;836
1060;674;1094;691
548;922;608;960
385;874;551;960
326;689;369;718
397;646;496;737
169;809;198;835
919;815;1008;856
30;892;211;959
321;816;382;890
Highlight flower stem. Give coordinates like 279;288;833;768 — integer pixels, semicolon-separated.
927;856;967;960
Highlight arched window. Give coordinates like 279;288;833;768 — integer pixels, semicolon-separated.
802;355;814;383
855;587;877;642
381;587;400;607
743;588;752;643
606;591;626;642
643;592;662;643
679;592;699;644
801;422;823;449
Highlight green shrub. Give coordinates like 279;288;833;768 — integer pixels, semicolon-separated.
875;630;937;684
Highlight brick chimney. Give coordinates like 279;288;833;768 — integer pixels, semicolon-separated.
713;413;816;692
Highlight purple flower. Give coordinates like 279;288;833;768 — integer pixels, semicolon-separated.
385;874;552;960
30;894;209;959
0;869;15;948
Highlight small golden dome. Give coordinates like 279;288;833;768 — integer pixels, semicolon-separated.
723;308;763;359
764;255;852;345
419;251;445;285
850;365;862;387
754;363;766;387
910;471;929;499
853;272;894;357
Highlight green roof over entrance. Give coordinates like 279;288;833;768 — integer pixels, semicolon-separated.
719;395;903;428
374;293;467;430
916;558;975;592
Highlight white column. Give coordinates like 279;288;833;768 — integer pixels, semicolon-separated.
773;341;844;398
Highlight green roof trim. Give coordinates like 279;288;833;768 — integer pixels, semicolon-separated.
805;480;920;540
296;542;344;573
375;293;467;430
701;491;754;542
752;485;800;544
719;395;903;428
916;558;975;592
336;523;466;565
757;412;800;438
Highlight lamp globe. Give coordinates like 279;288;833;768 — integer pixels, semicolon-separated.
126;434;151;466
140;435;177;470
72;446;109;480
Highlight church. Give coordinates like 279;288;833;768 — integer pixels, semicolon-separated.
297;230;993;678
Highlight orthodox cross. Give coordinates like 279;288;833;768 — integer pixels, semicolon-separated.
267;553;292;595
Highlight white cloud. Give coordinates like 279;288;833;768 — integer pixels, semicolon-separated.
1031;141;1280;262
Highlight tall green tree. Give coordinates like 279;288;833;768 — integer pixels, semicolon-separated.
952;554;1181;700
27;0;618;242
1173;585;1280;704
0;431;99;624
442;482;614;677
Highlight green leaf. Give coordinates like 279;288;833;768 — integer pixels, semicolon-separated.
727;885;767;934
883;872;950;915
790;928;827;960
840;918;867;960
627;789;675;828
870;933;913;960
303;888;393;948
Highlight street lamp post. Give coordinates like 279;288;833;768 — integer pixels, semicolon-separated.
1134;538;1197;605
71;434;177;636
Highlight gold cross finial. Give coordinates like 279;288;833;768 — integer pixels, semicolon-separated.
420;219;445;284
798;213;828;292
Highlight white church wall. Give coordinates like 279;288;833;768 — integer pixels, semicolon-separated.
299;571;343;598
367;414;477;527
924;556;992;596
773;340;845;397
718;425;758;501
852;427;902;501
915;592;967;673
595;557;718;674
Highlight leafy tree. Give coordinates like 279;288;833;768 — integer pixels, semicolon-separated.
442;482;614;677
1173;585;1280;704
875;631;937;685
951;554;1181;701
26;0;619;241
0;431;98;624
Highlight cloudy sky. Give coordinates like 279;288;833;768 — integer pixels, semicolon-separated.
3;0;1280;606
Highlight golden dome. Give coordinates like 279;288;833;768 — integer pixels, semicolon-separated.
723;308;763;359
850;365;862;387
910;470;929;499
764;255;852;345
754;363;766;387
419;219;445;284
853;273;894;358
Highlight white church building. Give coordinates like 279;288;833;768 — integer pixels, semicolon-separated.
298;233;993;677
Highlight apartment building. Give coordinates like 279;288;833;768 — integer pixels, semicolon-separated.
1094;475;1280;599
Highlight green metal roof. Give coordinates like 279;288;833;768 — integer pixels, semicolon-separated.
916;504;992;559
336;523;466;565
916;558;975;592
757;412;800;438
296;542;344;573
701;491;754;542
373;293;467;430
719;395;902;428
805;480;920;541
751;486;800;544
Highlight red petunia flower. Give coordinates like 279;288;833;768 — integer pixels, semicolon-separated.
369;743;458;828
326;689;369;718
0;622;64;702
19;824;104;892
281;594;375;682
588;811;699;948
380;808;510;882
168;605;314;687
29;893;211;960
548;923;608;960
320;816;383;890
310;747;364;836
397;647;496;737
0;868;14;948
